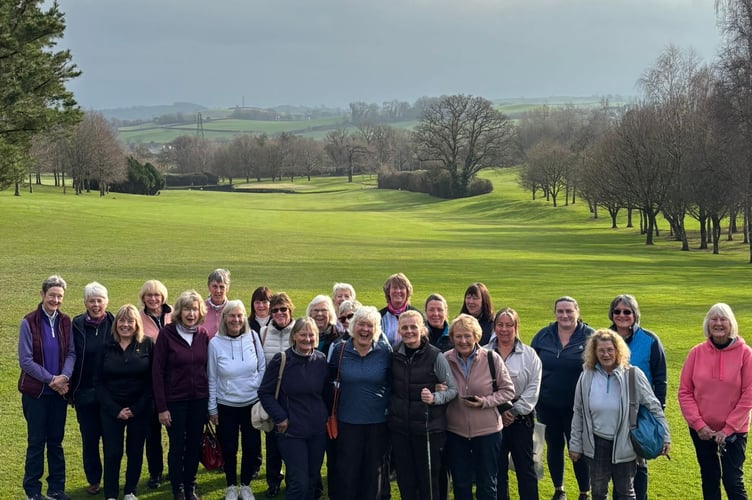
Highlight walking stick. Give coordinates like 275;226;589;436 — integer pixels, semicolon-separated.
425;403;433;500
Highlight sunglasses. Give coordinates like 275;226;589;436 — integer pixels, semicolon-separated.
271;307;289;314
339;313;355;322
613;309;633;316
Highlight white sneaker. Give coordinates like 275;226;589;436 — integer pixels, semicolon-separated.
239;485;255;500
124;494;138;500
225;485;239;500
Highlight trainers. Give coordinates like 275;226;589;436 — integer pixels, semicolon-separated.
239;485;255;500
47;492;71;500
552;492;567;500
225;486;239;500
26;494;45;500
124;494;138;500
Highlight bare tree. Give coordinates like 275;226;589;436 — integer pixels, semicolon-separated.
414;95;515;198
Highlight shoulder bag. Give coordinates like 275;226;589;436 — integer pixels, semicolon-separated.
327;342;346;439
628;366;665;459
251;351;287;432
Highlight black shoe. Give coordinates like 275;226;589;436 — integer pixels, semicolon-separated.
47;492;72;500
551;491;567;500
148;474;162;489
266;485;280;498
26;494;45;500
577;494;589;500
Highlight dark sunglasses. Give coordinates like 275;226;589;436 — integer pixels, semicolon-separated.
271;307;289;314
613;309;633;316
339;313;355;322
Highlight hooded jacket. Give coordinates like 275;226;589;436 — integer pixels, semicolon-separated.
208;330;266;414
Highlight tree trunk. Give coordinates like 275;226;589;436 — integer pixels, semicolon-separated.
699;215;708;250
627;207;634;228
712;216;722;255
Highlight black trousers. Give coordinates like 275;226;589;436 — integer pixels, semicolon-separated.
337;422;388;500
145;408;164;479
100;409;149;498
165;398;207;496
392;430;446;500
217;403;260;487
497;416;539;500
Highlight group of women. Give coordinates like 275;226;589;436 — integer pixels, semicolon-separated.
17;272;752;500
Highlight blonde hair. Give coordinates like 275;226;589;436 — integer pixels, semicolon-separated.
289;317;319;348
399;310;428;338
583;329;630;370
139;280;168;308
112;304;144;343
171;289;206;326
449;313;482;344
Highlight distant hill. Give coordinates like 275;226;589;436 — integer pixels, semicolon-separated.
97;102;208;122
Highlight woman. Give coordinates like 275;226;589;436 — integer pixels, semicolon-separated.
96;304;154;500
18;275;75;500
379;273;419;347
486;308;542;500
330;306;392;500
444;314;515;500
332;283;356;334
204;268;231;338
70;281;114;495
679;303;752;500
608;294;667;500
260;292;296;498
258;317;329;500
425;293;453;353
531;296;594;500
335;299;359;344
460;282;495;346
569;329;670;500
309;295;340;359
152;289;209;500
138;279;172;489
249;286;272;335
208;300;265;500
389;310;457;500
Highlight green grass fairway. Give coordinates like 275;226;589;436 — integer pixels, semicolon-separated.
1;168;750;498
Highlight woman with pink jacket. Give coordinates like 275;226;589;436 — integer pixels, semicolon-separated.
678;303;752;500
444;314;515;500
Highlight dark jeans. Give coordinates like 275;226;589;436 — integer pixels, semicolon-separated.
498;416;539;500
539;405;590;492
265;430;284;488
588;436;635;500
337;422;389;500
276;431;327;500
22;394;68;497
217;403;260;486
324;435;340;500
75;401;103;486
392;430;446;500
145;408;164;478
613;460;647;500
100;409;149;498
447;430;502;500
690;428;748;500
165;398;207;496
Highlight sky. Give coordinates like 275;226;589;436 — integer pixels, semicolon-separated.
57;0;722;111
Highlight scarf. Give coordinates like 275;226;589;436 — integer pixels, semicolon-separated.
387;302;409;316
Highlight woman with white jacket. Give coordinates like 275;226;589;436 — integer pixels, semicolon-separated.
569;329;670;500
208;300;266;500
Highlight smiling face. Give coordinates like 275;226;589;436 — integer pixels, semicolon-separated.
309;302;331;330
180;301;201;328
399;313;424;349
596;339;617;372
425;299;447;329
352;318;376;350
271;305;292;328
464;293;482;317
208;280;227;305
117;314;137;341
611;302;635;332
708;314;732;343
253;298;270;318
85;295;108;319
224;306;245;337
143;291;164;315
294;326;317;354
451;328;477;357
555;300;579;331
333;290;352;309
41;286;65;315
494;313;518;346
388;284;408;309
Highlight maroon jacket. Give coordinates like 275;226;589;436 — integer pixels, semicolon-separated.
152;322;209;413
18;304;73;397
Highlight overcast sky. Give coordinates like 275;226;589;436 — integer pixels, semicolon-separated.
58;0;721;110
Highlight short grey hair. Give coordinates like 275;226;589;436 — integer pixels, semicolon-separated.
217;300;250;337
207;268;231;286
42;275;67;293
83;281;109;302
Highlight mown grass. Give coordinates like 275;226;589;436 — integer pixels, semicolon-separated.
1;168;750;498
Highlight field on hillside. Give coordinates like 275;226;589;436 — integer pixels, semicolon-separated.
1;169;750;498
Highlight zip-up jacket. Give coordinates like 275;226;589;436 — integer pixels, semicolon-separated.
18;304;74;397
262;321;293;363
208;331;266;414
678;336;752;436
611;323;667;406
486;337;541;417
96;336;154;419
531;321;594;413
70;311;115;406
141;304;172;340
444;346;515;438
152;323;209;413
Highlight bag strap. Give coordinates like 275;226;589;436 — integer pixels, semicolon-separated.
261;325;268;346
628;366;638;428
274;351;286;400
331;341;346;415
487;349;498;392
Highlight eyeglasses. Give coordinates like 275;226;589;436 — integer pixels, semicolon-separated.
613;309;633;316
271;307;289;314
339;313;355;322
311;308;328;315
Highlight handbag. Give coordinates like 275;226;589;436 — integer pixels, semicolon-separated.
251;351;287;432
327;342;346;439
200;421;224;470
628;367;665;459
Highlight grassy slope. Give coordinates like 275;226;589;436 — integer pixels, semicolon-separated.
1;169;750;498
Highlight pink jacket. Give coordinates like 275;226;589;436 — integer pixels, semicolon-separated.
678;336;752;436
444;347;515;438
